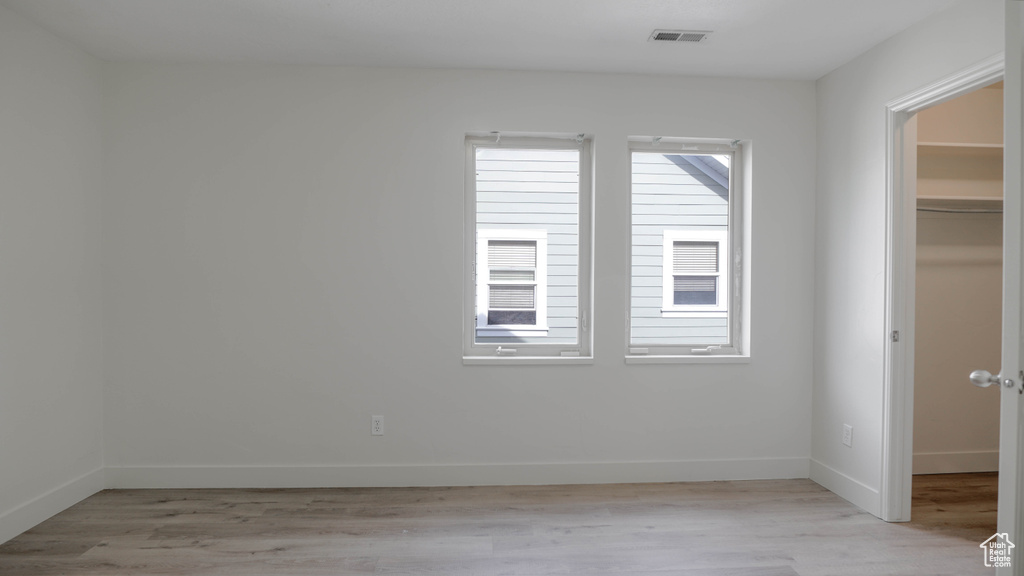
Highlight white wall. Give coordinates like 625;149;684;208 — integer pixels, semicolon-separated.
0;5;105;543
917;86;1003;148
914;212;1001;473
813;0;1003;515
101;64;816;487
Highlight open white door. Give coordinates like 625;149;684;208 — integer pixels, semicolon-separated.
995;3;1024;574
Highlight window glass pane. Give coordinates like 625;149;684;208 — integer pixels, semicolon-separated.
630;151;730;347
490;270;535;282
489;285;535;309
673;276;717;305
488;310;538;325
476;147;579;344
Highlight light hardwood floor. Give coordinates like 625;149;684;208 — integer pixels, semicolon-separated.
0;475;998;575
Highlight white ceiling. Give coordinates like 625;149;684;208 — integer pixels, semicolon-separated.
1;0;962;80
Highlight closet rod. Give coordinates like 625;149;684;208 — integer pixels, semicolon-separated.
917;207;1003;214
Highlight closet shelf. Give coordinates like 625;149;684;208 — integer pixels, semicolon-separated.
918;141;1003;158
918;141;1002;148
918;195;1003;210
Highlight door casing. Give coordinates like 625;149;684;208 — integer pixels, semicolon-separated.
881;54;1004;523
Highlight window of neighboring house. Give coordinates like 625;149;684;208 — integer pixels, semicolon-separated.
476;229;547;333
464;135;592;362
662;230;728;314
627;139;747;359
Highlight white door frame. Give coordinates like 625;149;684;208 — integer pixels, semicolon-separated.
881;54;1004;523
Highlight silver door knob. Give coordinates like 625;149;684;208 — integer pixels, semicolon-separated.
969;369;1000;388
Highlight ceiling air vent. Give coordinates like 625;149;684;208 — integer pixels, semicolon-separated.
649;30;711;43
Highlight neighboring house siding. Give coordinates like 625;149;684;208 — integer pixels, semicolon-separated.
476;148;579;345
631;153;729;345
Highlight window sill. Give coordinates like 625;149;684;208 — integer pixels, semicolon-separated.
463;356;594;366
660;310;728;318
625;354;750;364
475;328;550;337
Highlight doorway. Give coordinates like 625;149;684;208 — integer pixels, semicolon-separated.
910;83;1003;538
881;54;1003;523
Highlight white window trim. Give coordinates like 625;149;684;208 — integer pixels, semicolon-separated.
463;134;593;363
476;229;549;336
625;138;748;360
661;229;729;316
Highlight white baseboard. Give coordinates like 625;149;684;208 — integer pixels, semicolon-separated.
106;458;811;489
0;467;105;545
913;450;999;474
809;458;881;517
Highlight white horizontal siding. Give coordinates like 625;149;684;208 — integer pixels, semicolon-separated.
629;325;729;338
630;336;726;345
476;147;580;344
633;214;727;227
481;171;578;183
633;204;728;217
547;244;578;256
480;223;578;236
547;265;577;277
631;153;729;346
631;286;665;299
548;285;578;298
629;192;726;204
631;276;663;287
477;181;578;193
477;160;578;173
633;244;665;256
633;224;724;236
478;149;578;162
632;184;729;197
479;212;578;225
478;191;577;204
630;311;726;323
478;202;578;214
633;173;721;186
632;297;665;309
633;255;664;267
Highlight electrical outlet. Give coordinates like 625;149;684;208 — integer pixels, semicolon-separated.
842;424;853;447
371;415;384;436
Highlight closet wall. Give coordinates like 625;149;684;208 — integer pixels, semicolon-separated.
913;84;1002;474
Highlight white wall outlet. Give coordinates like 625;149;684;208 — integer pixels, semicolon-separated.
842;424;853;447
371;415;384;436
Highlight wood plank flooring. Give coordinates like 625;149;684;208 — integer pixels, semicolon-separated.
909;472;998;543
0;475;999;575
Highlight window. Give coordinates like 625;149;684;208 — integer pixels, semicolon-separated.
628;139;746;358
476;229;548;333
662;230;728;314
464;135;592;362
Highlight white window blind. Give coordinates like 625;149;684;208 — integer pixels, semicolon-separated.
489;285;535;309
490;270;535;282
488;241;536;269
674;277;717;292
673;242;718;274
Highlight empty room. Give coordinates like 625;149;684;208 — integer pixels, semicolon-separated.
1;1;1022;575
